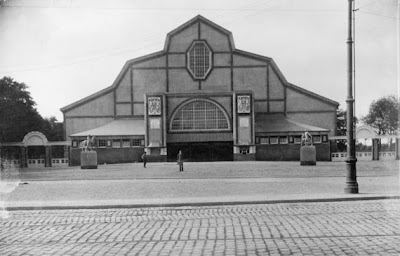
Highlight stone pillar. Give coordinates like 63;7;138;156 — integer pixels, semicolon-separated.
372;138;380;161
395;138;400;160
145;94;167;162
64;145;71;166
20;146;27;168
234;93;255;161
45;146;52;167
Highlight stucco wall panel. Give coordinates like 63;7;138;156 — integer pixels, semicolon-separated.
65;92;114;117
254;101;268;113
131;56;166;68
200;23;230;51
269;101;285;113
132;69;166;101
116;104;131;116
214;53;231;66
286;88;335;112
169;24;198;52
269;67;285;99
168;69;198;92
233;68;267;99
134;103;144;116
115;71;131;102
202;68;230;92
287;112;336;136
233;54;267;66
168;54;185;67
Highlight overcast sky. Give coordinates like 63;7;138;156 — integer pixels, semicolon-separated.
0;0;398;121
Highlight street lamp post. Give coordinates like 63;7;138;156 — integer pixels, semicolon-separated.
345;0;359;194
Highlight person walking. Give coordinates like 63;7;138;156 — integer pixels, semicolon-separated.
177;150;184;172
141;152;147;168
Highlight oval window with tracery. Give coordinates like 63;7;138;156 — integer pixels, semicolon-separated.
170;99;230;131
187;41;212;80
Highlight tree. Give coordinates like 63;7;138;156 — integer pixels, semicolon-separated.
336;108;358;151
0;77;63;142
42;116;64;141
362;95;400;135
336;108;358;136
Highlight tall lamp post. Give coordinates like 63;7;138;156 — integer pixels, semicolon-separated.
345;0;359;194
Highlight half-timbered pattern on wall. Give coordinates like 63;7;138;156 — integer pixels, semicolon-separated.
61;15;339;165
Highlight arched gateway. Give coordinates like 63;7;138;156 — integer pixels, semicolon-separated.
0;132;70;168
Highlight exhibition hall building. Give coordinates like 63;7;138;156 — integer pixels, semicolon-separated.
60;15;339;165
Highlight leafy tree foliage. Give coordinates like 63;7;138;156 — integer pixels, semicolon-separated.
336;108;358;136
362;95;399;135
335;108;358;151
0;77;63;142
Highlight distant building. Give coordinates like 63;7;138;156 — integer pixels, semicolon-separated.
61;15;339;165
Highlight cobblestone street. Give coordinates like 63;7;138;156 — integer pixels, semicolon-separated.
1;200;400;255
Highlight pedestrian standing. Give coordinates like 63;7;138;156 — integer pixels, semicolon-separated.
141;152;147;168
177;150;183;172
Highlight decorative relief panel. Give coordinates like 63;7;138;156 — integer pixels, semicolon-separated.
148;97;161;116
237;95;251;113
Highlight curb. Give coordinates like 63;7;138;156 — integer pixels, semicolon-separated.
5;195;400;211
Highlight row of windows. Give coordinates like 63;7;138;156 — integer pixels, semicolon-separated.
332;152;396;158
256;135;327;145
72;139;144;148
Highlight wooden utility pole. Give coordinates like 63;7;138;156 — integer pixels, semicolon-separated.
345;0;359;194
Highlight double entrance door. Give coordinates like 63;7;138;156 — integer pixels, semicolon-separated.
167;142;233;162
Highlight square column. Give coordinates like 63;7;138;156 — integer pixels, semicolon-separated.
233;92;256;161
144;94;167;162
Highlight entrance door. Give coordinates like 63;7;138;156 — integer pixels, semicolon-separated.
167;142;233;162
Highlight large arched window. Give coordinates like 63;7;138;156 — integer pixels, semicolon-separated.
170;99;230;131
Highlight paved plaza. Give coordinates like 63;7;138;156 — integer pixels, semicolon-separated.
1;200;400;255
1;161;399;209
0;160;399;255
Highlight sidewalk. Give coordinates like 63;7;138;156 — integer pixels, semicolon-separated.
1;161;399;210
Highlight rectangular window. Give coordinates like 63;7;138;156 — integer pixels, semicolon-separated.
313;135;321;143
279;136;288;144
294;136;302;144
270;136;278;144
322;135;328;142
98;140;107;148
72;140;78;148
260;137;269;144
132;139;141;147
255;137;260;144
122;139;131;148
112;140;121;148
289;136;294;143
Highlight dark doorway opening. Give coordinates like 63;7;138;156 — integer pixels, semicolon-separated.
167;142;233;162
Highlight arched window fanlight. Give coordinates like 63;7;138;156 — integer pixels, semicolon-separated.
170;99;230;131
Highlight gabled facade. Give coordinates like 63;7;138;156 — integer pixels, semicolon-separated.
61;15;339;165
